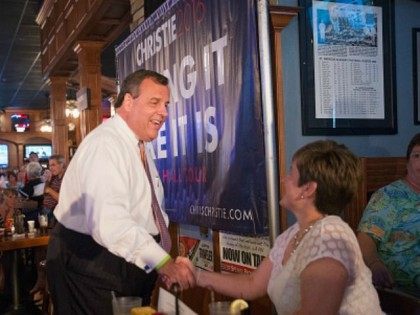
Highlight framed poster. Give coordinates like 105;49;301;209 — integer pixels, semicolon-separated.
414;28;420;125
299;0;397;135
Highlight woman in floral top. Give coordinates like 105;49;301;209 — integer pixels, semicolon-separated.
357;133;420;294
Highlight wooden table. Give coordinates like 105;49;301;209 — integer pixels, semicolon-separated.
0;232;49;313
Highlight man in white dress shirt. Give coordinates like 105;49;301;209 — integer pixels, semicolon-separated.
46;69;195;314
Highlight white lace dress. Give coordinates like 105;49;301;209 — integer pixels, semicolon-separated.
267;215;382;314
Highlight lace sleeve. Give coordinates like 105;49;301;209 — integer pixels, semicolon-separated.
297;219;358;280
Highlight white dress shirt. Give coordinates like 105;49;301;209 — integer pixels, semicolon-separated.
54;114;169;272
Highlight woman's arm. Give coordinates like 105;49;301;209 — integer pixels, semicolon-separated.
196;257;273;300
296;258;348;315
357;232;394;287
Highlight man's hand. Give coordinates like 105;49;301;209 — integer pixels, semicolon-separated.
175;256;195;272
157;258;195;290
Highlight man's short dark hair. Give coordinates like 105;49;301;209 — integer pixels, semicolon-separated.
114;69;169;109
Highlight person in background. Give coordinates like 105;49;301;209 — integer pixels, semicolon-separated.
17;162;28;186
47;69;194;315
184;140;382;314
0;173;6;189
28;151;51;183
30;154;66;298
357;133;420;295
42;154;66;226
19;162;44;222
0;188;17;228
29;151;39;163
0;189;18;298
2;171;21;190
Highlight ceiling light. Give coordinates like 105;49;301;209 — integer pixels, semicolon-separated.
40;120;52;133
66;100;80;119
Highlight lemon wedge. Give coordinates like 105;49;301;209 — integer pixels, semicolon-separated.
130;306;156;315
230;299;249;314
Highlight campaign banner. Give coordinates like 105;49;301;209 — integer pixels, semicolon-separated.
116;0;267;234
219;232;270;274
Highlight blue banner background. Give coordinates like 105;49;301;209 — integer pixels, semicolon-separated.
116;0;267;235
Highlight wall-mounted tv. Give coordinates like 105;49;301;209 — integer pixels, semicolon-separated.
0;144;8;168
24;144;52;160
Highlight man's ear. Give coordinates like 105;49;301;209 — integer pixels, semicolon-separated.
121;93;133;112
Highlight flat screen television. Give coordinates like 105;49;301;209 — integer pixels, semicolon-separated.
24;144;52;160
0;144;8;168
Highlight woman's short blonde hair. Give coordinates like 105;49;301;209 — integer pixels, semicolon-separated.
293;140;361;215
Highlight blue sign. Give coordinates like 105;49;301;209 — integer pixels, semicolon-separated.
116;0;267;235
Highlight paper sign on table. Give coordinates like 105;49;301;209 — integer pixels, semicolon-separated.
158;287;197;315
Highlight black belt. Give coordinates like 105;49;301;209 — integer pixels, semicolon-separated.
53;221;161;244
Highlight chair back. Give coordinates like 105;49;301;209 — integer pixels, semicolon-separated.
376;287;420;315
342;157;407;231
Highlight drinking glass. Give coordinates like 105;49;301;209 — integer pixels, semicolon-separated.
27;220;35;233
209;301;240;315
38;213;48;235
111;292;142;315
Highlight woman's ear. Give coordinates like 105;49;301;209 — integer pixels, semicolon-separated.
304;181;318;198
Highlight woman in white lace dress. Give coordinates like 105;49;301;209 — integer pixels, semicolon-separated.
191;140;382;314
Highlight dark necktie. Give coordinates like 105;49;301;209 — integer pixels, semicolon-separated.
139;141;172;252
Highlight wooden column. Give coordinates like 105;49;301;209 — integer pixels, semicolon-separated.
17;144;24;166
49;76;69;162
270;6;299;231
74;41;104;139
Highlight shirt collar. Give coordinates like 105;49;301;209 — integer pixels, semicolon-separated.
113;113;140;147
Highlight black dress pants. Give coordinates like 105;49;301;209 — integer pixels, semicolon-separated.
46;222;158;315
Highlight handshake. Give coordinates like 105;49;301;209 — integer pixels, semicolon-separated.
157;256;201;291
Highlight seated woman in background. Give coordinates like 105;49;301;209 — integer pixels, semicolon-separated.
2;171;22;190
0;188;18;228
357;133;420;295
188;140;382;314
